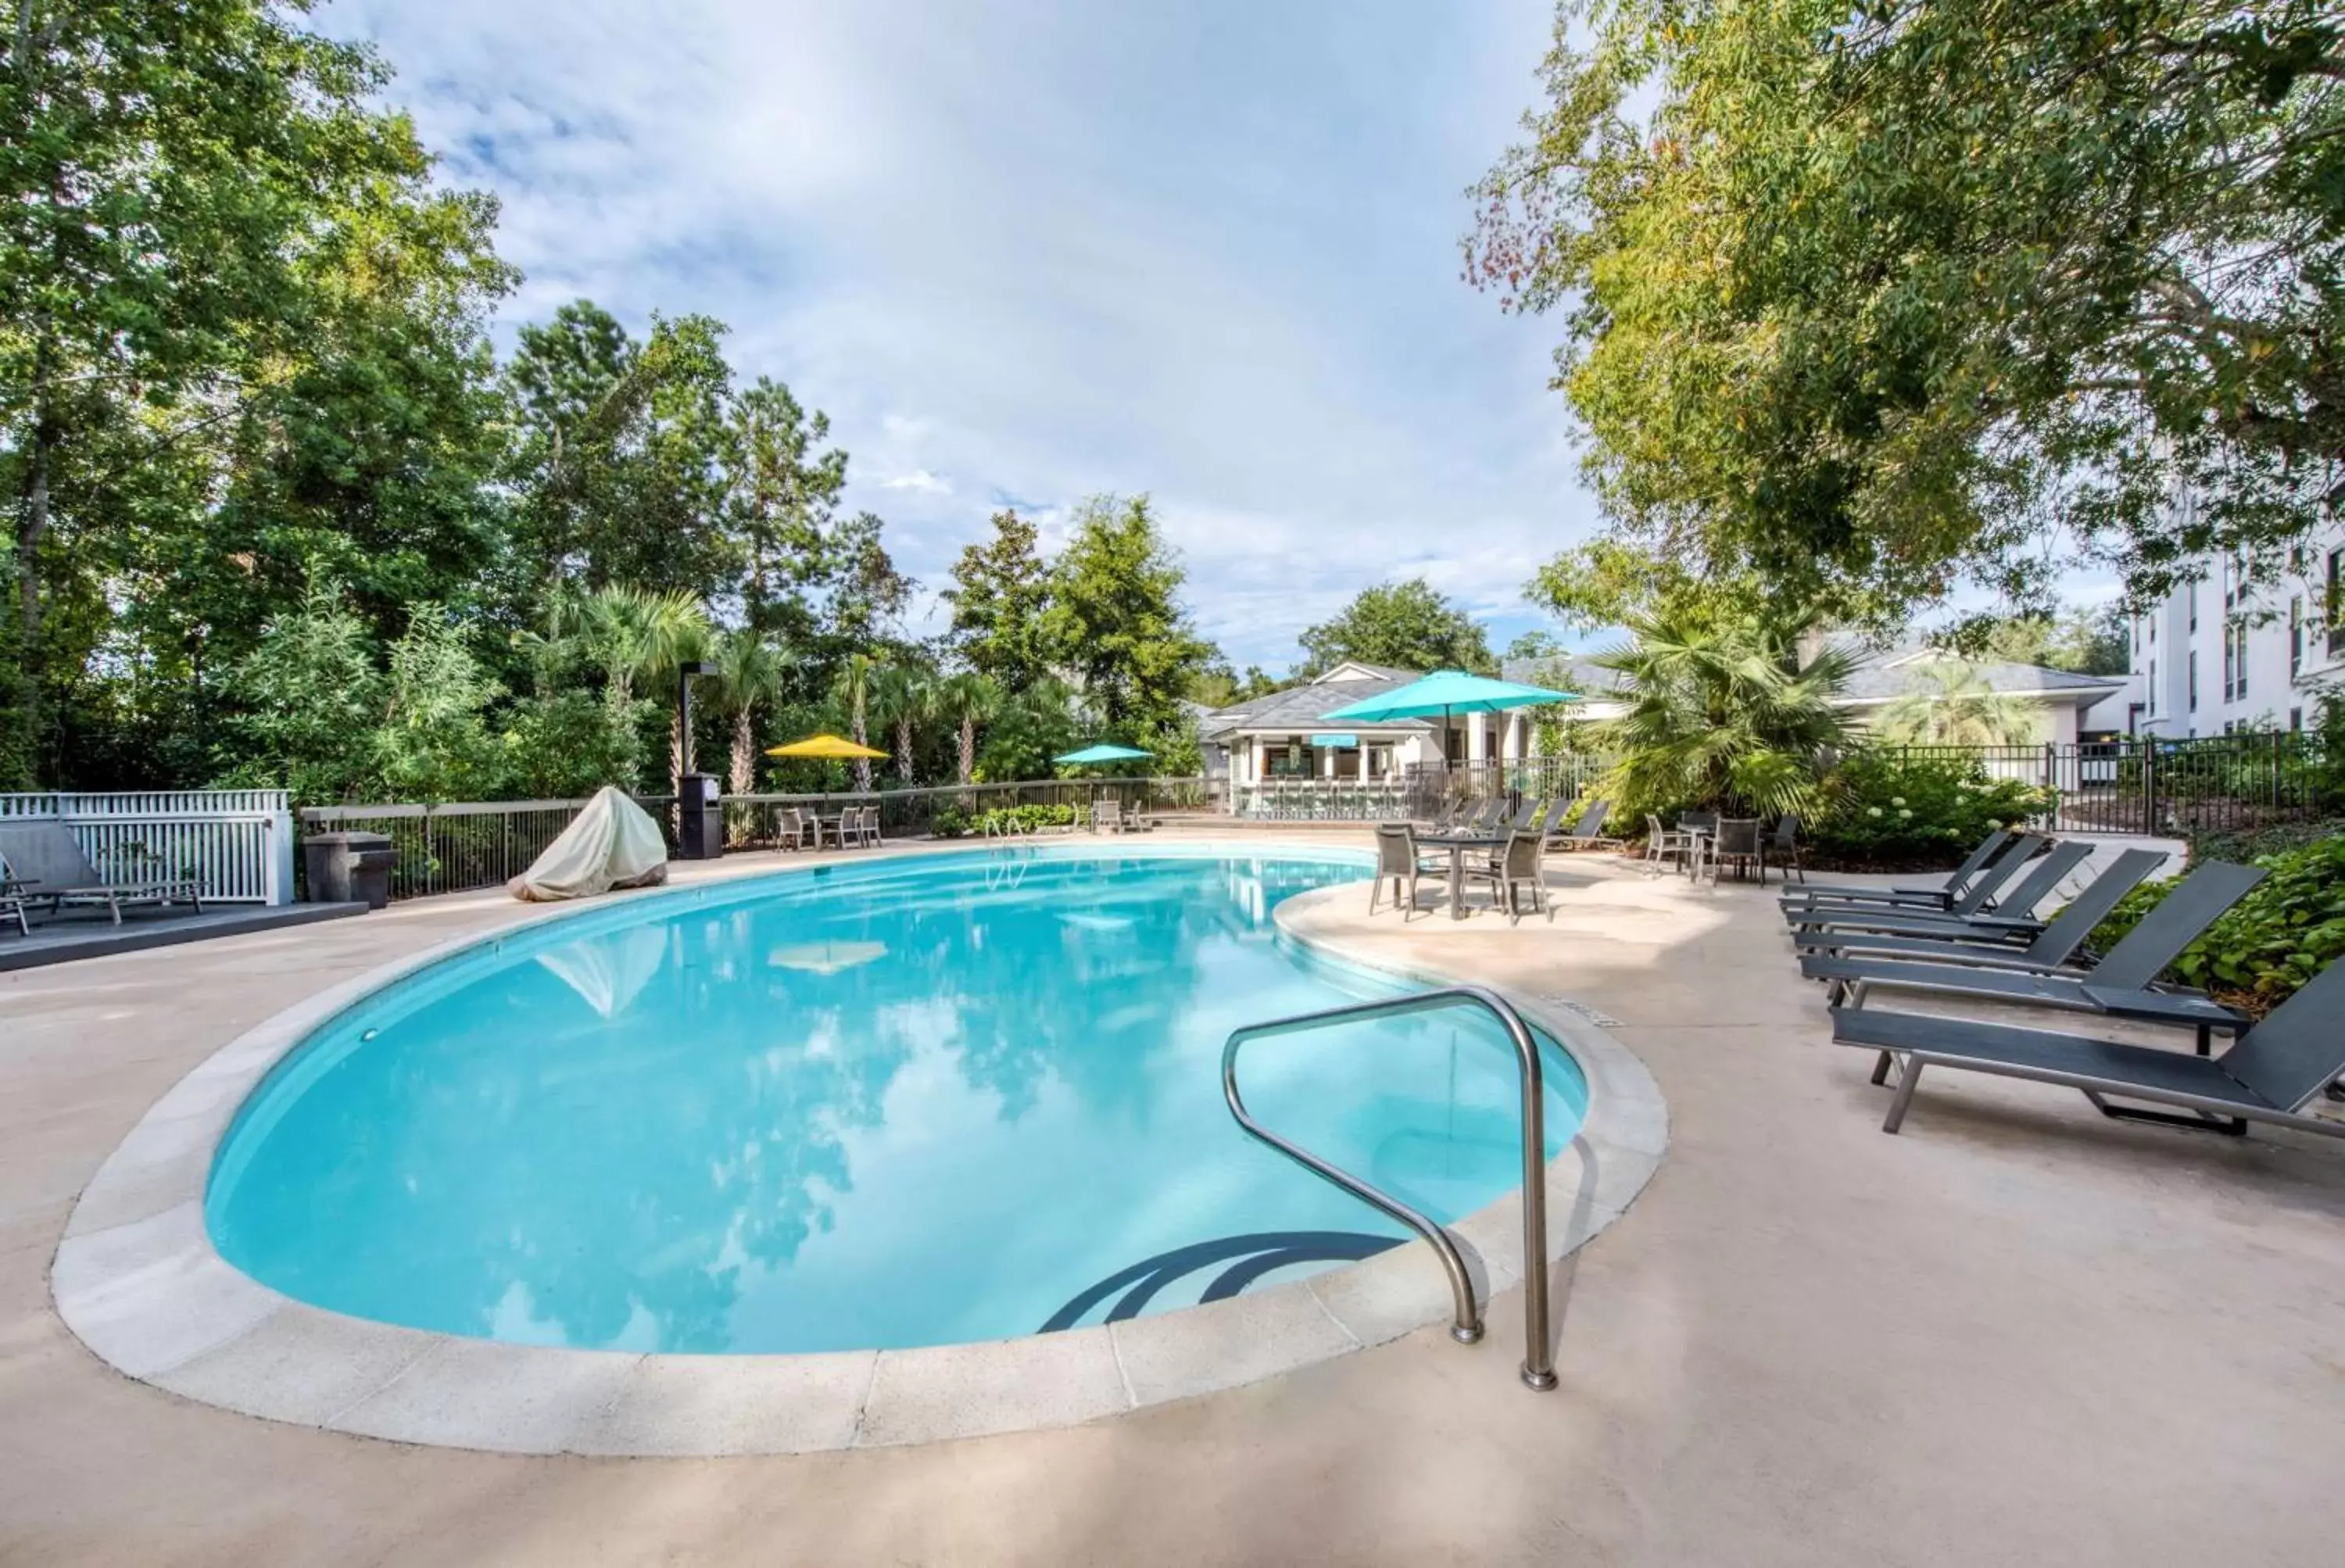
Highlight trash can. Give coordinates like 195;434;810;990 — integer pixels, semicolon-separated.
303;831;396;910
677;773;723;860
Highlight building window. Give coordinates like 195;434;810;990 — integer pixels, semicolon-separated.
2222;624;2235;702
2291;596;2305;677
2188;579;2197;632
2290;707;2304;732
2188;650;2198;711
2147;659;2157;715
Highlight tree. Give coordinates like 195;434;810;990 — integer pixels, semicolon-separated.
978;675;1082;783
1874;660;2049;746
213;580;388;804
0;0;514;785
1299;578;1494;675
1503;630;1566;665
936;672;1004;788
866;660;934;789
830;651;879;792
1467;0;2345;619
502;303;735;596
1190;659;1283;710
709;627;793;795
1039;496;1212;736
1962;606;2131;677
942;509;1052;690
1592;609;1859;817
721;378;849;640
373;604;506;802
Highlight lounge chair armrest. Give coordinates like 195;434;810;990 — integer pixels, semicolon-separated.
2078;986;2245;1029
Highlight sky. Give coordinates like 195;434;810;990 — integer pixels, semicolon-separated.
321;0;1593;672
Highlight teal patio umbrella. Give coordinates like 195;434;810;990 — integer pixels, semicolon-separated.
1054;743;1154;765
1318;669;1578;768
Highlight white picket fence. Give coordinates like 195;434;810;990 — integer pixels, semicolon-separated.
0;790;295;905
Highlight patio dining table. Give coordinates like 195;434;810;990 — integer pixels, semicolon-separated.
1416;831;1509;921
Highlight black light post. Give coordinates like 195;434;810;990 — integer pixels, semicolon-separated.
676;660;721;859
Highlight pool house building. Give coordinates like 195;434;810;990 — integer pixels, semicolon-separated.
1202;663;1552;814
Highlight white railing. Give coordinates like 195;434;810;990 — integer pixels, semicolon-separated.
0;790;295;905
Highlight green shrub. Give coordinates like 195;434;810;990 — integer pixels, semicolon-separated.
929;803;1078;838
2087;834;2345;1011
1805;753;2050;869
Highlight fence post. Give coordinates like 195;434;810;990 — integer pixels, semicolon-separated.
265;802;295;905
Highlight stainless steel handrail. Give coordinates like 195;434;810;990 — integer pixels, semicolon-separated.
1221;984;1558;1392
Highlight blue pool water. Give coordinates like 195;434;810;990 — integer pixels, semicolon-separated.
206;849;1586;1354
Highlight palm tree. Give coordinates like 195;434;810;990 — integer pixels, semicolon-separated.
710;628;793;794
866;661;934;788
830;651;880;791
554;584;710;712
549;585;709;794
936;671;1004;789
1592;608;1856;817
1873;658;2046;746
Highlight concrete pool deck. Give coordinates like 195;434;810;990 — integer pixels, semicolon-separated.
3;837;2343;1563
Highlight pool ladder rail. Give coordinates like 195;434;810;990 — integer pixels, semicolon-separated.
1221;984;1558;1392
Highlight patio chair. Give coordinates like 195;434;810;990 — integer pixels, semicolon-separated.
1;884;27;938
1507;798;1545;832
1645;814;1699;876
0;823;203;925
1368;824;1443;918
1803;858;2256;1050
1767;815;1805;884
856;805;883;847
1789;839;2093;947
1781;829;2014;913
1799;846;2168;969
777;806;808;850
1464;829;1550;924
1706;818;1765;885
1783;833;2050;929
1829;952;2345;1142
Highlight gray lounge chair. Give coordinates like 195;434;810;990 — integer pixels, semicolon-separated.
1789;839;2093;947
1829;954;2345;1141
1549;798;1621;851
0;822;203;925
1797;847;2169;972
1781;829;2015;912
1;885;27;938
1803;860;2265;1052
1784;833;2049;931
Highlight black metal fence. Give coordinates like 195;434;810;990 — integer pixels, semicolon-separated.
1405;735;2330;839
1859;733;2327;837
299;779;1219;901
718;777;1217;846
299;796;680;901
1401;755;1616;819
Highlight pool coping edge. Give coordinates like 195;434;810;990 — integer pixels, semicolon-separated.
49;839;1667;1457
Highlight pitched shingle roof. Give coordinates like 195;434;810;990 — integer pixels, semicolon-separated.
1201;667;1434;736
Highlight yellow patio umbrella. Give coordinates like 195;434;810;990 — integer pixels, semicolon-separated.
764;732;890;760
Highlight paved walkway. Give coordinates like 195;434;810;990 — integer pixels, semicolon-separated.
2;842;2340;1565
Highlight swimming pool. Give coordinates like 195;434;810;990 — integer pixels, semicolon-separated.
206;849;1587;1355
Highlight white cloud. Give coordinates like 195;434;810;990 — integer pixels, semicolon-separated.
323;0;1597;669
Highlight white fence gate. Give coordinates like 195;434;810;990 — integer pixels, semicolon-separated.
0;790;295;905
